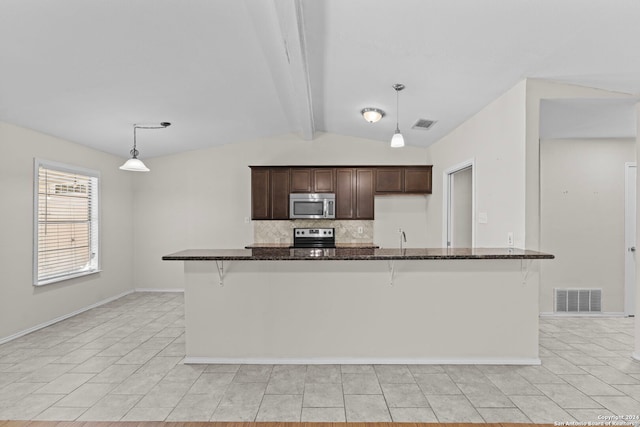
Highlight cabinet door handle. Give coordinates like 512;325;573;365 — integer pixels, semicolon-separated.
630;246;636;252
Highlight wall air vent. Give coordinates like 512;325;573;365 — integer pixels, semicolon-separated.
554;288;602;313
412;118;437;130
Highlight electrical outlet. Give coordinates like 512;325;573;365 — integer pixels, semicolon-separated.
507;232;514;247
357;226;363;234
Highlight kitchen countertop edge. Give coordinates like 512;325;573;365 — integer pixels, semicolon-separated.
162;247;554;261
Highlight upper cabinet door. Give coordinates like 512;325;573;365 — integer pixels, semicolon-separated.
251;168;270;220
375;167;404;193
404;166;432;193
291;168;334;193
356;169;374;219
313;169;335;193
290;168;312;193
270;168;290;219
335;168;355;219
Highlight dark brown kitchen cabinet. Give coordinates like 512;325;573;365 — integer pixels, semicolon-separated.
251;168;270;220
251;164;431;221
335;168;355;219
313;169;334;192
250;167;289;220
356;169;374;219
290;168;334;193
335;168;374;220
375;166;432;194
269;168;290;219
404;166;432;193
290;168;312;192
375;167;404;193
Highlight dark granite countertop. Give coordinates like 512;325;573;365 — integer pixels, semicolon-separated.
162;247;554;261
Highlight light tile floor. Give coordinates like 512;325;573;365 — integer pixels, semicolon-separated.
1;292;640;422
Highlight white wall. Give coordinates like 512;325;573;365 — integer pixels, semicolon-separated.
524;81;634;315
539;138;635;313
423;80;527;248
421;78;634;252
133;132;430;290
0;122;134;340
525;80;633;251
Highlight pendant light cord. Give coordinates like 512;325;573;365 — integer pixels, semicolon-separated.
396;88;400;132
392;83;404;133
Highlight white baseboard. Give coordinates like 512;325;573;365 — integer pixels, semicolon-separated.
134;288;184;293
0;289;134;345
540;312;626;318
184;356;541;366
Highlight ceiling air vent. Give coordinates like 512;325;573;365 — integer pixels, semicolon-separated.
412;118;437;131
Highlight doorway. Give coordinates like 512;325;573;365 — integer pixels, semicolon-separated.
444;160;474;248
625;162;636;316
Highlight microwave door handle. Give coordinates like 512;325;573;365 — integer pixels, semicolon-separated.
323;199;328;218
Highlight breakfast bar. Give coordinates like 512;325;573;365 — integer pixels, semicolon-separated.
163;247;553;365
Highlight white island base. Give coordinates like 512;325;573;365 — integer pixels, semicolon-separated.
182;259;541;365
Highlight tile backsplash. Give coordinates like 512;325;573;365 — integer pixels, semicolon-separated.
254;220;373;244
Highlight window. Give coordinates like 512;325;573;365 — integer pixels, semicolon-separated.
33;159;100;286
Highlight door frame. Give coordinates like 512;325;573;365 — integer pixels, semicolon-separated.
442;159;476;248
625;161;636;316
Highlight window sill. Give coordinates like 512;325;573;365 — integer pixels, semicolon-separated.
34;269;102;286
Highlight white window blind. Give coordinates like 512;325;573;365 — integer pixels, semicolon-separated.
33;159;100;286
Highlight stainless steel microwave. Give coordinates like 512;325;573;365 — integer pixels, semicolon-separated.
289;193;336;219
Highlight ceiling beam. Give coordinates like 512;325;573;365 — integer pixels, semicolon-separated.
246;0;315;140
274;0;315;140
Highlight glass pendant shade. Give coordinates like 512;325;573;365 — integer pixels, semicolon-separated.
119;157;150;172
390;130;405;148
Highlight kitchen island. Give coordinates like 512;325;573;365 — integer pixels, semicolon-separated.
163;247;553;365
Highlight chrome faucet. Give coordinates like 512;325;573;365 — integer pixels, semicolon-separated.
399;229;407;252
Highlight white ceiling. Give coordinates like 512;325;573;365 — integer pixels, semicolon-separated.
2;0;640;158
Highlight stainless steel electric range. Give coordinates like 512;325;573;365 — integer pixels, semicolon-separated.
292;228;336;248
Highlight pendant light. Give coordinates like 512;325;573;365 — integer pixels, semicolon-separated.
119;122;171;172
391;83;405;148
